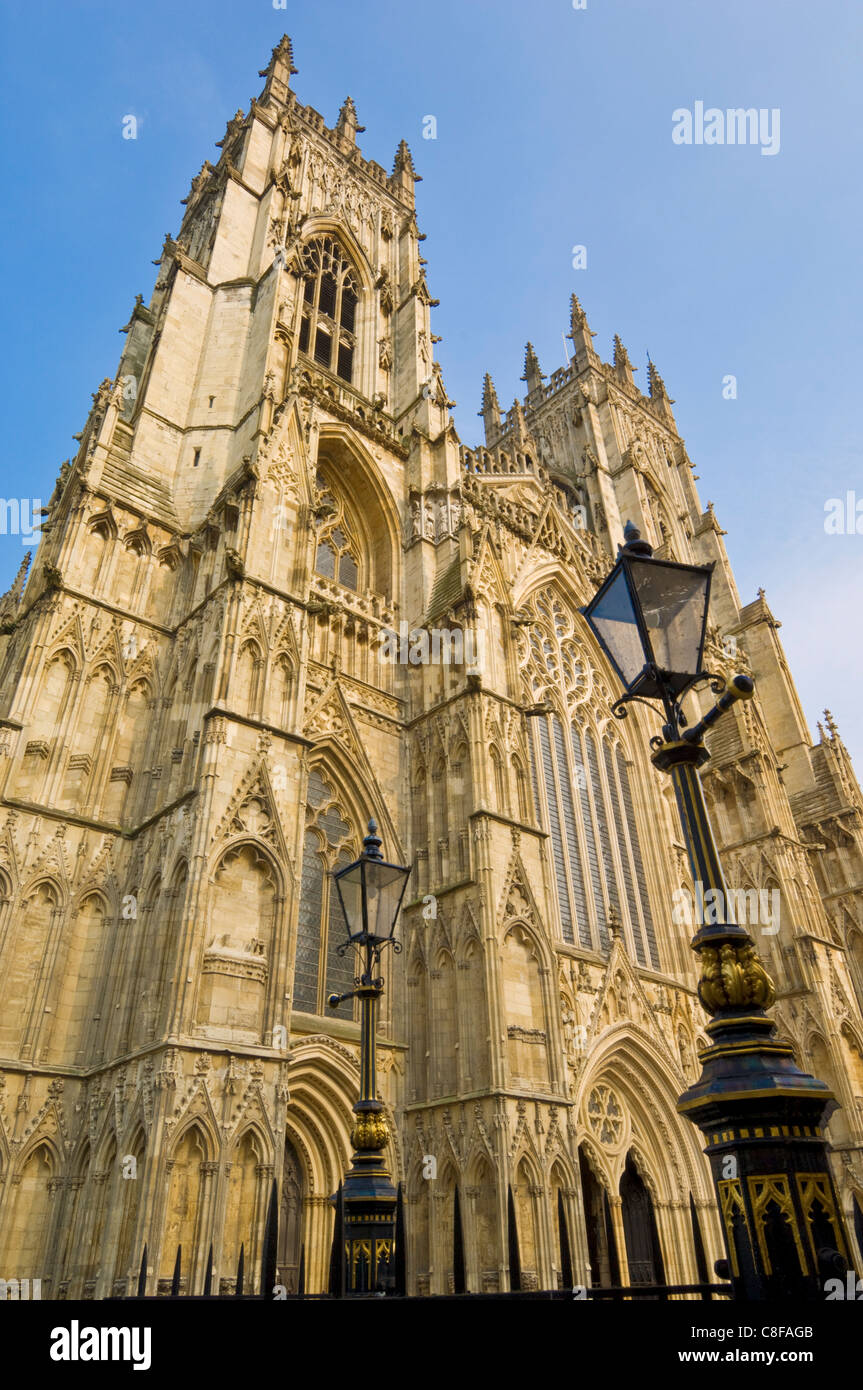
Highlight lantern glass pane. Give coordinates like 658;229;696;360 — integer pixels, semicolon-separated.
586;567;645;687
630;560;710;679
334;863;364;938
363;860;411;940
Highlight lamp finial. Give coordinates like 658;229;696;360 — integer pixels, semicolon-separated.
619;520;654;559
363;819;383;860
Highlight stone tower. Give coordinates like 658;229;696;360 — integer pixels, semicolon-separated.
0;36;861;1297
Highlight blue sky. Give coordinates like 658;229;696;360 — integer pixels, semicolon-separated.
1;0;861;768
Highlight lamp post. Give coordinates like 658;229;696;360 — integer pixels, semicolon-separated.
582;522;854;1300
327;818;411;1294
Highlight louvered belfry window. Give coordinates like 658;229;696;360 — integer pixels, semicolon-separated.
297;237;358;384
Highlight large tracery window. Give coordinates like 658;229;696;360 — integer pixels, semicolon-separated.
517;591;659;967
294;771;358;1017
297;237;358;384
313;471;359;591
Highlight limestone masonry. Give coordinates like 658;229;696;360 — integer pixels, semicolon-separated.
0;36;860;1295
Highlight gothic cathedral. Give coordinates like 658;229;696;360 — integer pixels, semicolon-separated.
0;35;861;1296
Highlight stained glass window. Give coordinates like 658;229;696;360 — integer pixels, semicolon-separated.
518;590;658;963
313;471;360;592
294;777;358;1016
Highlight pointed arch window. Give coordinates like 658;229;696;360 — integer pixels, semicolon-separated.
294;771;358;1016
518;590;658;964
297;237;359;384
313;471;359;592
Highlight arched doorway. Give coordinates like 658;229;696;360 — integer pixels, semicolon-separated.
578;1146;619;1288
277;1139;304;1293
619;1152;665;1286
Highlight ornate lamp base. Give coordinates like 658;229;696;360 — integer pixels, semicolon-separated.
650;734;855;1299
680;1011;851;1299
341;1103;397;1294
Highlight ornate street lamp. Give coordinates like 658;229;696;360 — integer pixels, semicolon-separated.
582;522;854;1300
327;818;411;1294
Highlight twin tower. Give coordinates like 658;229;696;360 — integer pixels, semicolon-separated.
0;36;861;1296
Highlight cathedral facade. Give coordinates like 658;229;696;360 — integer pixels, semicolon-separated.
1;35;862;1297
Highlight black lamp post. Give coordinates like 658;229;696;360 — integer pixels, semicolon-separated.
327;818;411;1294
582;522;854;1300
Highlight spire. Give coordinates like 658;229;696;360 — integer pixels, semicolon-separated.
647;355;676;424
508;398;528;443
258;34;298;107
567;294;597;367
820;709;859;794
570;294;589;332
613;334;636;387
521;342;545;397
389;140;422;203
481;372;500;412
479;372;502;445
336;96;365;147
0;551;31;626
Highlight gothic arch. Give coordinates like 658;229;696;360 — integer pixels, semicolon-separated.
46;889;110;1065
0;864;14;956
512;557;587;618
512;1153;542;1288
295;217;374;293
578;1025;713;1205
14;1129;63;1181
499;911;553;970
198;841;281;1039
501;921;552;1090
207;834;286;901
116;869;159;1051
292;223;374;394
285;1036;369;1191
281;1038;398;1294
315;426;401;599
0;877;64;1057
269;650;294;728
113;1125;147;1291
227;1117;273;1166
4;1139;59;1282
304;740;404;865
222;1126;268;1291
159;1122;211;1290
627;1143;661;1201
234;638;265;720
807;1032;850;1143
17;648;79;801
138;860;188;1045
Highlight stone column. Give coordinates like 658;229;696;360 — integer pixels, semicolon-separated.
304;1193;331;1293
608;1193;629;1287
197;1161;220;1293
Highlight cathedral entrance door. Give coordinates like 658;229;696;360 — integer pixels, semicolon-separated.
578;1146;619;1287
619;1152;665;1287
277;1140;304;1293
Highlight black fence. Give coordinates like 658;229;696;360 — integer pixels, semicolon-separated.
122;1179;734;1301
